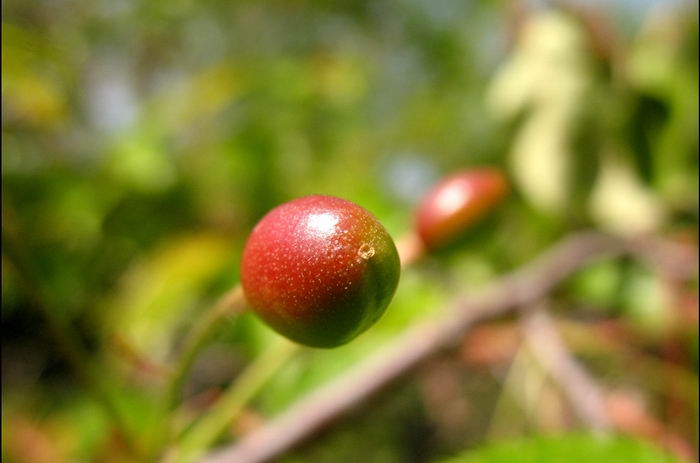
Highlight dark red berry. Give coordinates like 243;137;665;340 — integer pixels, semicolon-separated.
241;195;401;348
415;169;508;250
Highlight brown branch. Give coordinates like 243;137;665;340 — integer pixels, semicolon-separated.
199;231;625;463
522;308;610;431
623;236;698;281
514;305;696;462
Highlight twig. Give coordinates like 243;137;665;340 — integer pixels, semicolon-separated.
163;286;248;413
200;231;624;463
146;286;249;460
522;308;610;430
533;316;697;461
623;237;698;281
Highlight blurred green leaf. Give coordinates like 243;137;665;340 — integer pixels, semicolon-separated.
102;233;236;362
487;11;591;216
439;433;681;463
106;131;177;194
589;153;665;236
621;267;673;339
565;259;623;311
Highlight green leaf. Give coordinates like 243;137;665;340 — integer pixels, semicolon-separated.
439;433;681;463
565;259;624;311
101;232;236;363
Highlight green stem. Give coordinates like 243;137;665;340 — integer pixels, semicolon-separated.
162;286;248;414
173;339;299;463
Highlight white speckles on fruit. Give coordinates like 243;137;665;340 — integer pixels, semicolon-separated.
240;195;400;347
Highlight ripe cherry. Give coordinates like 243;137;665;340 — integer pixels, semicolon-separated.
415;168;508;250
241;195;400;348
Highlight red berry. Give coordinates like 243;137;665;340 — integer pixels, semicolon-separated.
415;169;508;250
241;195;400;348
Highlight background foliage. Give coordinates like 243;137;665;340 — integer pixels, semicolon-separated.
2;0;697;462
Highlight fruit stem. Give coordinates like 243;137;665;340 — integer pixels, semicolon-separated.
171;338;299;463
395;231;426;267
163;285;248;413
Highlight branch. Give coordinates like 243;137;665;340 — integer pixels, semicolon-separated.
522;308;610;430
522;311;696;462
200;231;625;463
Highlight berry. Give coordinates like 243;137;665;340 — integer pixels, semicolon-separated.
415;168;508;250
241;195;400;348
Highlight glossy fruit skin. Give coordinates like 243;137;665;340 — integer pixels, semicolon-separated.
415;169;508;250
241;195;400;348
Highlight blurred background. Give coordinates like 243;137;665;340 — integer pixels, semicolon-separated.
2;0;698;462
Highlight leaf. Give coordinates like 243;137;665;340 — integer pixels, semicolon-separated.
2;23;67;127
621;267;673;339
101;233;236;363
439;433;681;463
106;131;177;194
589;153;665;236
565;259;624;311
487;11;592;216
